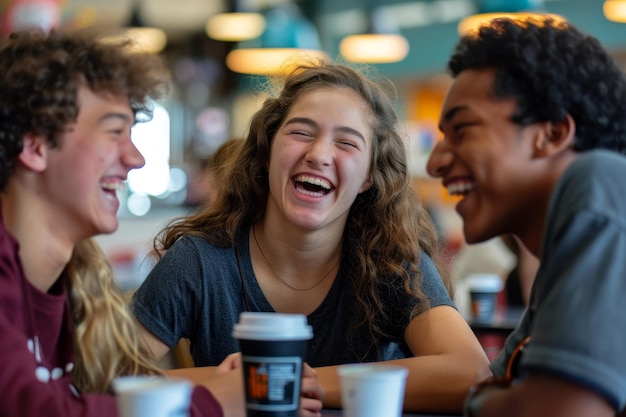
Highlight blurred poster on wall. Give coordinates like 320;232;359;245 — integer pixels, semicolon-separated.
1;0;61;37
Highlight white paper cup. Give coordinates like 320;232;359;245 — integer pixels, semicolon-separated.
233;312;313;417
113;376;192;417
338;364;408;417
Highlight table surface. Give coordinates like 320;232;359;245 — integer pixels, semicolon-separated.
322;409;461;417
466;306;525;335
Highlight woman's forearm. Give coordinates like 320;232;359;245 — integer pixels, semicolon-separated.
166;366;217;384
315;354;490;413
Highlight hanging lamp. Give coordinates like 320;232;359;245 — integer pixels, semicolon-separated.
457;0;564;35
604;0;626;23
339;6;409;64
225;3;326;76
101;0;167;54
205;0;266;42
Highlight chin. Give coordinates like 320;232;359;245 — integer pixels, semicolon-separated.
95;218;120;236
463;225;494;245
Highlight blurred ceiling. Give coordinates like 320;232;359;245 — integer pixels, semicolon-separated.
18;0;626;79
64;0;292;41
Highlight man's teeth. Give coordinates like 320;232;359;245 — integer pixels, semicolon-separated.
101;181;124;192
294;175;331;190
447;182;474;196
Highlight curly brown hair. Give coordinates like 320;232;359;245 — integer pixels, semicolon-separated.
156;59;450;355
449;16;626;153
0;28;169;191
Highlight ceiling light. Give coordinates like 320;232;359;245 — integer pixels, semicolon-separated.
103;2;167;54
340;33;409;64
339;7;409;64
205;4;266;43
458;11;566;35
604;0;626;23
226;48;327;76
119;27;167;54
457;1;568;36
225;4;327;76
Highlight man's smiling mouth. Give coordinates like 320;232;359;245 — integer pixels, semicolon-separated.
100;178;124;194
446;181;475;196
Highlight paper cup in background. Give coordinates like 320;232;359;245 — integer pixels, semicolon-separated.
466;273;504;322
113;375;192;417
338;363;408;417
233;312;313;417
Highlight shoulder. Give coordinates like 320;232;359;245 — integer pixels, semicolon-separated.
416;250;454;305
551;150;626;221
0;214;25;302
166;234;232;259
559;150;626;191
418;250;441;280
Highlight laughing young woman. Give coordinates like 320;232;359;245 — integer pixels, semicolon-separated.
132;59;490;413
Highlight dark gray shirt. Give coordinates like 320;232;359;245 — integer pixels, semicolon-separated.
132;227;453;367
491;150;626;410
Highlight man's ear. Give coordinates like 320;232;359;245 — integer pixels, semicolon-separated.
533;114;575;157
18;132;48;172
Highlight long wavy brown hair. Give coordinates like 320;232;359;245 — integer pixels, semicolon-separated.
155;59;451;356
0;29;170;392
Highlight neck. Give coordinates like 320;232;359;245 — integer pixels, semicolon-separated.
2;187;74;293
518;150;579;258
252;220;342;290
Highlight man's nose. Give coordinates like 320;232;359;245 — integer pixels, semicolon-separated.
426;140;452;178
123;136;146;170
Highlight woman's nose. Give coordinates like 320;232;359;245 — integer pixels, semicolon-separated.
306;139;332;166
426;140;452;178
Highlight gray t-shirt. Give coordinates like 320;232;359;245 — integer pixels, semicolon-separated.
132;227;453;367
491;150;626;410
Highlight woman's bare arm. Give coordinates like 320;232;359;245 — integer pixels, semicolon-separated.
315;305;491;413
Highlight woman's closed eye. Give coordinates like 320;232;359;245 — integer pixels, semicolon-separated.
292;129;312;137
337;139;359;149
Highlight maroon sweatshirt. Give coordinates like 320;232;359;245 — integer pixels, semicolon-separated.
0;214;222;417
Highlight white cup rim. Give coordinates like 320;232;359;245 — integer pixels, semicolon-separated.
465;273;503;292
337;364;409;380
113;376;191;394
233;312;313;340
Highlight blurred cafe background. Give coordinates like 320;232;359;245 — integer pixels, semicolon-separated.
4;0;626;299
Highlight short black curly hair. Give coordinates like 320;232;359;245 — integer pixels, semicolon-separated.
0;28;170;192
448;16;626;154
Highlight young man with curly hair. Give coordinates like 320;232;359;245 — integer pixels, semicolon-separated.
0;28;323;417
427;16;626;417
